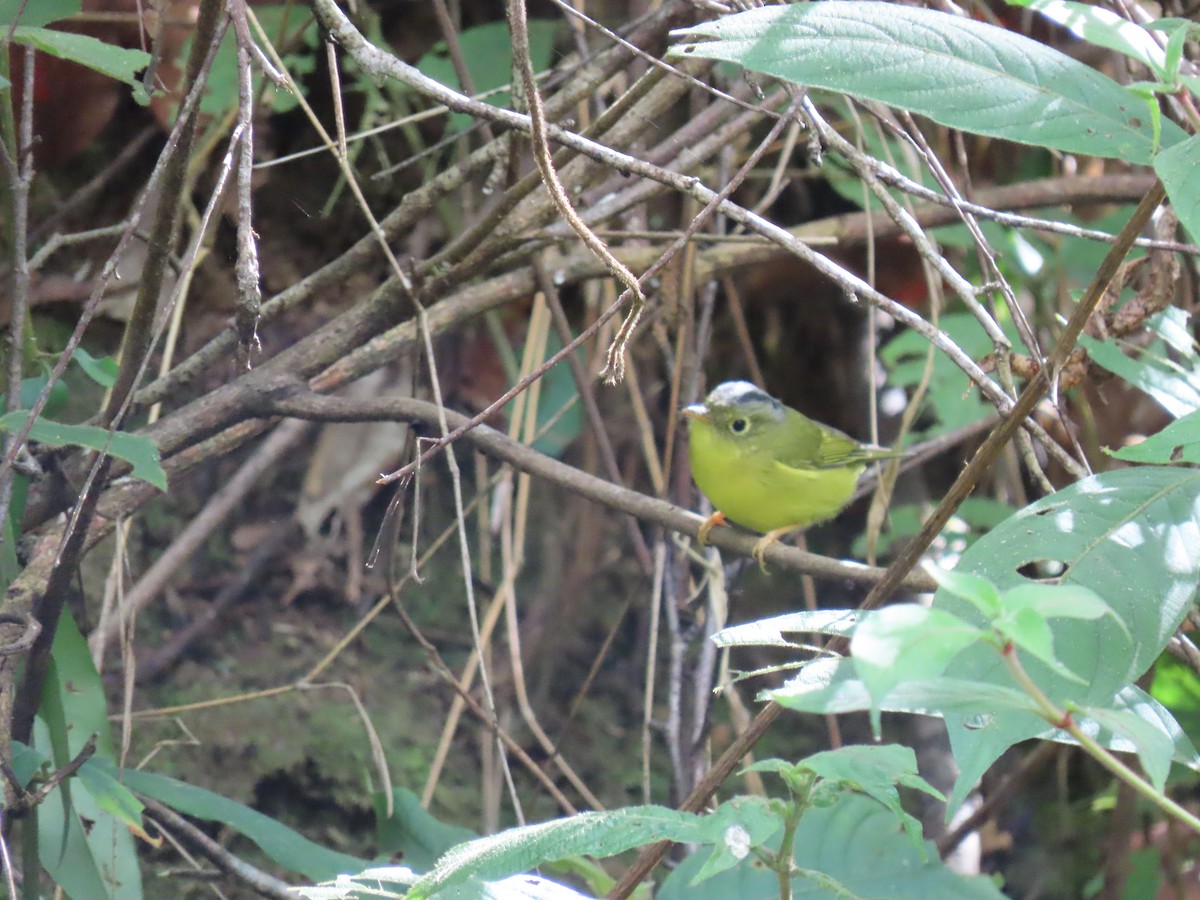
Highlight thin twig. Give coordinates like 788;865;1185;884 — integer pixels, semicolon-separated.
141;797;296;900
0;43;35;563
230;0;263;356
507;0;644;382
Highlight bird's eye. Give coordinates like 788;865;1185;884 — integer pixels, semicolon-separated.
730;418;749;434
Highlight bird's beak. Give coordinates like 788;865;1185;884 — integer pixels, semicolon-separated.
681;403;708;421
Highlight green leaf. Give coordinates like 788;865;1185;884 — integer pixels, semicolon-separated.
0;410;167;490
45;607;117;757
1151;653;1200;738
0;472;23;591
72;347;119;388
1001;582;1121;623
795;745;943;855
184;5;316;117
772;659;1042;721
13;26;150;87
375;788;476;873
688;798;783;886
120;768;370;882
814;659;1197;765
1080;306;1200;418
417;20;560;133
1155;135;1200;245
671;2;1185;164
996;607;1087;685
933;467;1200;812
850;604;985;729
769;662;1200;782
713;609;860;648
30;610;143;897
300;867;593;899
19;373;69;418
1009;0;1170;79
0;0;77;27
1157;20;1200;93
34;721;142;899
883;312;1017;437
658;793;1005;900
1079;705;1175;791
1102;684;1200;775
407;801;778;899
853;497;1016;559
75;758;155;843
922;564;1002;619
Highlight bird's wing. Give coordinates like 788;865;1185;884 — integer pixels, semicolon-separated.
814;425;874;468
778;412;900;470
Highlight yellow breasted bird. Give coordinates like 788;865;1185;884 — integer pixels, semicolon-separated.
682;381;900;569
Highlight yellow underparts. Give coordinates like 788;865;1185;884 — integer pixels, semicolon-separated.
688;424;864;536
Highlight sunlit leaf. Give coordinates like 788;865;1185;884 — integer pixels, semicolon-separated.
658;793;1004;899
671;2;1185;164
933;467;1200;811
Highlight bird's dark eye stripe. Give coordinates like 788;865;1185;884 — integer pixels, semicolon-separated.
731;388;773;406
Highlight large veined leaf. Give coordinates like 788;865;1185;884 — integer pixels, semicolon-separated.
763;467;1200;812
935;466;1200;809
1155;134;1200;245
670;1;1186;164
658;793;1004;899
407;800;781;899
771;662;1198;801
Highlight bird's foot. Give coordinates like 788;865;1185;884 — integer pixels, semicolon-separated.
751;528;790;573
697;511;727;546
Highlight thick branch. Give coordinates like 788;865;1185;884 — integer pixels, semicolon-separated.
246;379;937;591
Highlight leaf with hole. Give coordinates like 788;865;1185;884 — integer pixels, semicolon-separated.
1109;408;1200;464
931;466;1200;811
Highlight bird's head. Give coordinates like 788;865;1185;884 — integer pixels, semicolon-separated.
682;381;785;444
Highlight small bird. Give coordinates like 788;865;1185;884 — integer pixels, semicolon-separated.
682;381;900;569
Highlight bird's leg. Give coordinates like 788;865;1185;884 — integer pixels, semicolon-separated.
751;526;795;572
697;510;727;545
